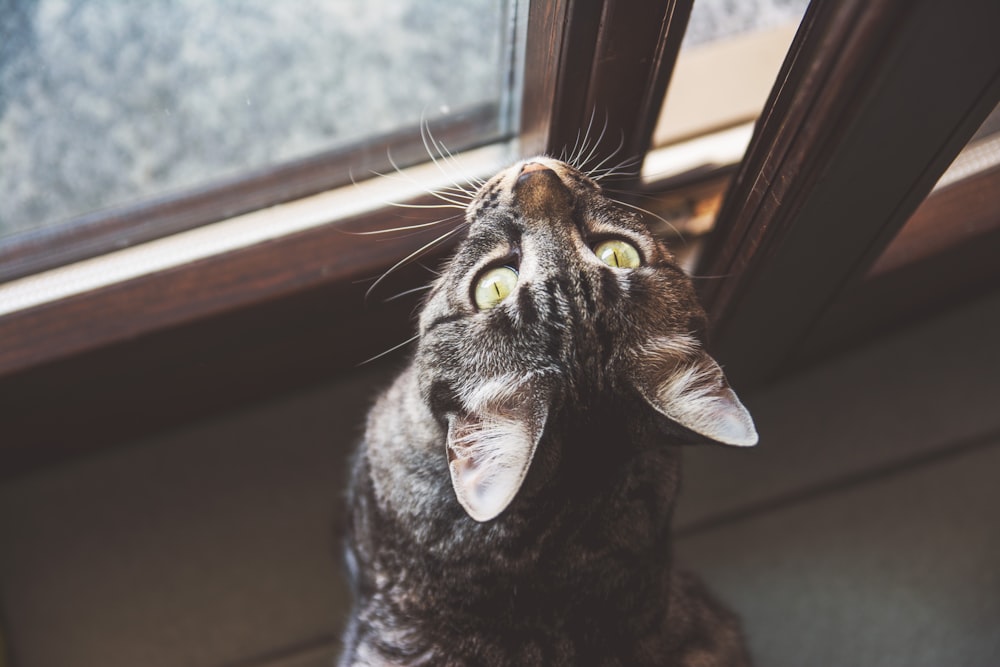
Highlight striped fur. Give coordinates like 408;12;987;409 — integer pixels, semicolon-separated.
340;158;755;666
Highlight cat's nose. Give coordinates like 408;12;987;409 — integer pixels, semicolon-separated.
517;161;553;185
512;162;572;219
520;161;550;175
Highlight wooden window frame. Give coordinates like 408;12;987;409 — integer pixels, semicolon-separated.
0;106;500;284
695;0;1000;388
3;0;998;476
0;0;692;474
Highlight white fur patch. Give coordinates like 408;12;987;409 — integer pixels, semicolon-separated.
635;336;758;447
448;413;536;521
456;373;527;414
446;370;552;522
641;333;701;359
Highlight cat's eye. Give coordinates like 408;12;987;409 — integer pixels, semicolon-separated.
474;266;519;310
594;239;641;269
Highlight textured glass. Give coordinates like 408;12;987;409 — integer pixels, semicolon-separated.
682;0;810;49
0;0;512;238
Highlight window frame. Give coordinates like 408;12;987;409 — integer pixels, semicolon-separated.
0;0;693;473
3;0;999;475
694;0;1000;388
0;105;500;284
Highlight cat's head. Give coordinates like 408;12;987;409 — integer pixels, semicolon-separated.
414;158;756;522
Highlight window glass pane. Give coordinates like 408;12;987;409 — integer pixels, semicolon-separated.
682;0;810;49
648;0;810;175
867;100;1000;278
0;0;516;240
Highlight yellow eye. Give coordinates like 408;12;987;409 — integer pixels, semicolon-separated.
594;239;641;268
474;266;519;310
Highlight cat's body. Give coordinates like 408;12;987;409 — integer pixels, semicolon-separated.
340;158;756;666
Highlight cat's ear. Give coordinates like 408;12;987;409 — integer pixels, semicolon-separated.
633;336;757;447
445;377;548;522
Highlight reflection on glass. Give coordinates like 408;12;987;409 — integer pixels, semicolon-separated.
682;0;811;49
868;101;1000;279
651;0;810;158
0;0;514;239
932;102;1000;191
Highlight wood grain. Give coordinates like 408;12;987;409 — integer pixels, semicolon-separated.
695;0;1000;388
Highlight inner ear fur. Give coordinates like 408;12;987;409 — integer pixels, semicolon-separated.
632;336;758;447
445;376;550;522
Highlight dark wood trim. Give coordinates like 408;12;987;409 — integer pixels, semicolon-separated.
793;164;1000;362
0;104;499;285
12;0;997;477
519;0;573;157
866;163;1000;279
0;199;460;378
0;200;463;475
696;0;1000;388
1;0;698;475
521;0;692;176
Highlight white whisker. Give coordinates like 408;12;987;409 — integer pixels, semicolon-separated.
428;133;485;190
382;284;434;303
365;223;467;303
347;215;461;235
612;197;684;242
415;119;481;205
588;130;628;177
358;332;420;366
378;151;469;206
570;109;599;168
421;121;461;188
367;164;471;209
579;113;610;169
385;202;466;211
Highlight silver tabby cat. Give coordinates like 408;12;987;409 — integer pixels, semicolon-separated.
340;157;758;666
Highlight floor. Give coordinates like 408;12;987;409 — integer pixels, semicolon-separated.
1;288;999;667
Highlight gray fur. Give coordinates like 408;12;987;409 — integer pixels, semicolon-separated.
339;158;756;666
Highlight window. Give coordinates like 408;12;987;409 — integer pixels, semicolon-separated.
3;0;998;468
639;0;811;270
693;0;1000;385
653;0;809;148
0;0;523;281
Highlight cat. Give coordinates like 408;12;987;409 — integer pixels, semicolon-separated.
339;157;758;666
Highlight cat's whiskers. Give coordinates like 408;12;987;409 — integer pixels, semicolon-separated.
382;283;434;304
417;261;443;277
382;201;466;211
424;126;486;191
606;196;685;242
585;130;629;180
420;120;481;200
559;112;640;183
567;109;600;168
562;112;590;165
347;215;463;236
357;332;421;366
576;113;611;171
364;222;467;304
584;147;641;182
377;152;474;209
